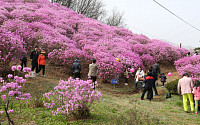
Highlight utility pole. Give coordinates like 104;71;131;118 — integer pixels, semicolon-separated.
180;43;181;48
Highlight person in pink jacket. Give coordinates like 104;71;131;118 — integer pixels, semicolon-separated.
192;80;200;114
177;73;194;113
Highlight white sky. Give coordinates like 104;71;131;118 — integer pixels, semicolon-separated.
102;0;200;49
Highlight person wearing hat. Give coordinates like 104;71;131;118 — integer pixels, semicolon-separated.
178;73;194;113
38;50;46;77
88;58;97;90
72;58;81;79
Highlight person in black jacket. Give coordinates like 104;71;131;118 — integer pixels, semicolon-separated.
149;66;158;96
72;58;81;79
20;51;27;72
30;46;39;74
141;72;154;101
153;62;161;86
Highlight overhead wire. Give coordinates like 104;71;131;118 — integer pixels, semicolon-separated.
153;0;200;32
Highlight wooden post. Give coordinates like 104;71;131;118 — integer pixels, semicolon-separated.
180;43;181;48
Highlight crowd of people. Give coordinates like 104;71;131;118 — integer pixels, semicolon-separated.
19;45;46;77
123;62;163;100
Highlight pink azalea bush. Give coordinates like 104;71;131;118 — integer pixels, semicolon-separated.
174;55;200;81
0;28;23;75
0;66;31;120
43;78;102;118
0;0;189;80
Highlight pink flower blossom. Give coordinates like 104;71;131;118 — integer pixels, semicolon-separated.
14;76;19;80
8;91;14;96
23;67;28;72
1;95;6;100
8;74;13;79
1;86;7;91
11;66;16;71
0;111;4;114
27;68;31;73
8;110;13;114
25;74;29;78
17;65;22;70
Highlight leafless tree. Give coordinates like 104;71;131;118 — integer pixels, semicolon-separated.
104;8;125;27
51;0;106;20
51;0;125;27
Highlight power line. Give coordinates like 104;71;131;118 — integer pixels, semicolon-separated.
129;25;193;49
153;0;200;32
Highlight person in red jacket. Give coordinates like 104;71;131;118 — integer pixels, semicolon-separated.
38;50;46;77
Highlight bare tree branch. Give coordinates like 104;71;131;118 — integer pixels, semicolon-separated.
52;0;106;20
104;8;125;27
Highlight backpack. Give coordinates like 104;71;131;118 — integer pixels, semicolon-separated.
166;93;171;99
20;53;27;61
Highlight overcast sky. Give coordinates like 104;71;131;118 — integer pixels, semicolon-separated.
102;0;200;49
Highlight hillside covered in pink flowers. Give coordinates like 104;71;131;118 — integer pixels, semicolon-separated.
0;0;189;79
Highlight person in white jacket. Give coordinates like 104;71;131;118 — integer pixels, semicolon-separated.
135;66;144;92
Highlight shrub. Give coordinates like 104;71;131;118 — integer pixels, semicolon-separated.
43;78;102;120
165;79;179;94
175;55;200;81
0;65;32;125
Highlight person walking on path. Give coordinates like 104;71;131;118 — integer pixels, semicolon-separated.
135;66;144;92
141;72;154;101
88;59;97;90
72;58;81;79
124;68;129;86
159;73;167;87
20;51;27;72
192;80;200;114
149;66;158;96
38;50;46;77
153;62;160;86
178;73;194;113
30;46;39;75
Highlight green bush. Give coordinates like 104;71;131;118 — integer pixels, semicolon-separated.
165;79;179;94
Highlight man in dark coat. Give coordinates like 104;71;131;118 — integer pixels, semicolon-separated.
153;62;161;86
141;72;154;101
30;46;39;74
149;66;158;96
72;58;81;79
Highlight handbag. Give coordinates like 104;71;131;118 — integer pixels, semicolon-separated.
138;77;144;81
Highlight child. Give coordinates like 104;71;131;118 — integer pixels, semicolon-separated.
38;50;46;77
124;68;129;85
20;51;27;72
192;80;200;114
141;72;154;101
159;73;167;87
